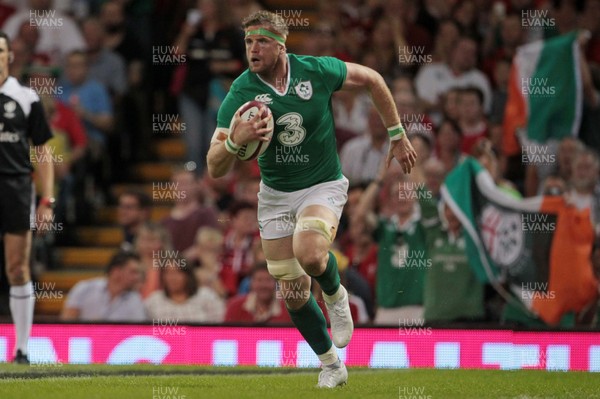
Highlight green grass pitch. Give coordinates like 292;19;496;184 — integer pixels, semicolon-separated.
0;364;598;399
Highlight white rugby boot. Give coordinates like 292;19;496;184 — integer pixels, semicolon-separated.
317;360;348;388
324;285;354;348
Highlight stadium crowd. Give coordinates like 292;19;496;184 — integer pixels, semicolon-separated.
1;0;600;327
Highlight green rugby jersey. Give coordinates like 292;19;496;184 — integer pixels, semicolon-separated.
374;215;429;308
216;54;346;192
423;223;485;322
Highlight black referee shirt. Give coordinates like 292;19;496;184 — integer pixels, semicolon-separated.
0;76;52;175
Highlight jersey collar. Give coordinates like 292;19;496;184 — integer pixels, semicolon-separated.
256;54;290;97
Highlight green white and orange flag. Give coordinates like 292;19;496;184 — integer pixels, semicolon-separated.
503;31;582;156
441;158;597;325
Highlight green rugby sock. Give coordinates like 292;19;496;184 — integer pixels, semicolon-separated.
311;251;341;296
287;293;332;355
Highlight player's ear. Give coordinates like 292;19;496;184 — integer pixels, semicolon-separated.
8;51;14;64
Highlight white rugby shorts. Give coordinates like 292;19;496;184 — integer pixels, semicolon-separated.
257;177;349;240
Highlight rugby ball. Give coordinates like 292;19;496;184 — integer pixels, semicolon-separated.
229;100;274;161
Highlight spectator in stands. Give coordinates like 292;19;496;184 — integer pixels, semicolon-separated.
60;251;146;321
192;227;227;298
3;0;85;64
307;21;351;60
415;0;453;34
220;201;259;296
415;36;492;119
81;17;127;98
173;0;245;173
161;168;219;257
337;182;369;246
391;75;416;97
99;0;144;66
525;137;585;197
145;261;225;322
228;0;263;26
423;202;485;323
233;176;260;208
472;138;521;198
420;158;445;223
224;262;291;324
340;107;389;185
15;21;50;66
333;89;371;147
489;58;511;125
434;119;466;172
355;169;429;325
451;0;479;39
117;190;152;248
9;37;34;83
568;148;600;235
406;131;434;185
395;90;434;136
482;14;524;83
431;19;460;64
367;17;399;81
440;87;461;122
457;87;489;154
0;2;15;28
58;50;114;148
557;137;585;185
134;222;173;299
344;213;378;302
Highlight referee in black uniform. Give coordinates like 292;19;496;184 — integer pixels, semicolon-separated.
0;32;54;364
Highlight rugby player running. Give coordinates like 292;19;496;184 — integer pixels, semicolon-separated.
207;11;416;387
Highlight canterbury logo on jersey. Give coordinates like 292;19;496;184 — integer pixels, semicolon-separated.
255;94;273;105
0;131;19;142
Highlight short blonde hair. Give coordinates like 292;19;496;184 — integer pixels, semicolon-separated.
242;10;289;38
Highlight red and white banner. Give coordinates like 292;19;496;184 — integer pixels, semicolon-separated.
1;325;599;371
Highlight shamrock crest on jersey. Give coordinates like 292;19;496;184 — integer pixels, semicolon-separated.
294;81;312;100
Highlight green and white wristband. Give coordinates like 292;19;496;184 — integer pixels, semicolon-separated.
387;124;406;141
225;136;241;154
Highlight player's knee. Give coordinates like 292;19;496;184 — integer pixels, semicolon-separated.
294;217;336;243
266;258;306;280
295;250;326;276
7;266;29;286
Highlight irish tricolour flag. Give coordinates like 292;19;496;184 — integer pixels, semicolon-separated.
441;158;597;325
503;31;582;156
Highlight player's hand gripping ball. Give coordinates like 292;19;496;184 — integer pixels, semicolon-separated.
229;101;274;161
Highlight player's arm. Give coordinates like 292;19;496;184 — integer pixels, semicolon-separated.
30;143;54;233
341;63;417;174
34;143;54;201
354;162;384;231
206;110;272;178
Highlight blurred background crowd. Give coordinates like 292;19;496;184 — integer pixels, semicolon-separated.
0;0;599;328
